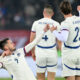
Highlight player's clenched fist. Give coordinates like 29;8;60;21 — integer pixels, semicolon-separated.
50;25;57;32
2;50;12;57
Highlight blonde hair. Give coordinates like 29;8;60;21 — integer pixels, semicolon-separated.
44;4;53;15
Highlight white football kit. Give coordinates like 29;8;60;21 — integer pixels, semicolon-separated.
53;16;80;77
32;18;60;73
0;32;45;80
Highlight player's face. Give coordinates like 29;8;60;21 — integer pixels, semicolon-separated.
5;40;16;51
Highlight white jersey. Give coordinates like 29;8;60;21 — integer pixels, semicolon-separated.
0;32;45;80
32;18;60;51
0;48;36;80
61;16;80;56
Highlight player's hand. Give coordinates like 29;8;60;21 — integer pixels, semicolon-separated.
50;25;57;32
44;24;50;32
32;53;36;61
77;5;80;12
1;50;12;57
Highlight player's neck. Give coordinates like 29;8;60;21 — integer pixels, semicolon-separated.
44;16;52;19
64;13;72;19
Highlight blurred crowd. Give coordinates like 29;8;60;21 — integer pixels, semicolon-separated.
0;0;80;30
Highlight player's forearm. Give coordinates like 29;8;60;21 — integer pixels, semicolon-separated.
53;30;69;42
30;32;36;42
25;31;45;53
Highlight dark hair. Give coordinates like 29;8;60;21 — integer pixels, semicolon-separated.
60;0;72;15
0;38;9;50
44;4;53;10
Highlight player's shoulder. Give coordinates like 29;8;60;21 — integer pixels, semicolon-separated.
61;21;66;25
32;18;44;25
52;19;60;25
61;20;70;29
61;15;78;25
61;18;70;26
16;48;24;53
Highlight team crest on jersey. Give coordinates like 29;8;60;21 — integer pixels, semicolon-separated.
17;53;21;57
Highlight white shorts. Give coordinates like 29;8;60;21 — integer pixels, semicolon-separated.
62;53;80;77
35;47;58;73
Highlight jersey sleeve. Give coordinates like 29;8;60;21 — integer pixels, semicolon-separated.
52;21;69;42
17;31;44;55
31;21;37;32
53;30;69;42
24;31;45;53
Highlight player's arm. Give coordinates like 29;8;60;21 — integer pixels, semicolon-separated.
24;24;50;53
56;39;62;51
25;31;44;53
50;26;69;42
30;21;37;60
30;31;36;60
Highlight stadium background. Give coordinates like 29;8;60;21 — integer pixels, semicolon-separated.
0;0;80;80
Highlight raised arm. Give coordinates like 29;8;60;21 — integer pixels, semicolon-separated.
25;31;45;53
25;24;50;53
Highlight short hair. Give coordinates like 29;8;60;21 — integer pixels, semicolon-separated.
44;4;53;14
60;0;72;15
0;38;9;50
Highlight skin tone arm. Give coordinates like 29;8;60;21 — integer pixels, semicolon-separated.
30;24;50;61
30;31;36;61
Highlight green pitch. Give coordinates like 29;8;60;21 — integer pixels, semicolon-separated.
0;77;65;80
0;78;11;80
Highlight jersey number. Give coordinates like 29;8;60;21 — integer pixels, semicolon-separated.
73;27;80;42
14;58;18;64
42;35;48;41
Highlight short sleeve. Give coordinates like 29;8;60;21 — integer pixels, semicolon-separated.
31;21;37;32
